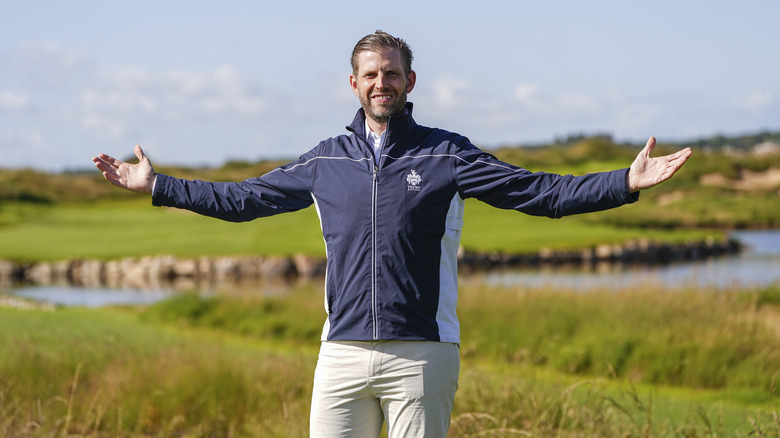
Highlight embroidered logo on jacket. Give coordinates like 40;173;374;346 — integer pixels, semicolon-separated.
406;170;422;191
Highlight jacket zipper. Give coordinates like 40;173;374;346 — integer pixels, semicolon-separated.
368;117;392;341
371;162;378;340
370;124;390;340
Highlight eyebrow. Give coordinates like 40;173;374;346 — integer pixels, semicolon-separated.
362;66;400;76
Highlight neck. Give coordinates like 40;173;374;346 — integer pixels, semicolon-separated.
366;117;387;134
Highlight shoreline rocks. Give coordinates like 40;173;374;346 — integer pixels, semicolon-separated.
0;238;741;290
458;237;741;273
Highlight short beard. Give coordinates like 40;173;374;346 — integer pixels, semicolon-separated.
361;92;408;125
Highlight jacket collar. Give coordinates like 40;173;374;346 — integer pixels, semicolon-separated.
346;102;416;141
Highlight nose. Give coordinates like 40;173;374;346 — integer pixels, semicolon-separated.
375;72;387;89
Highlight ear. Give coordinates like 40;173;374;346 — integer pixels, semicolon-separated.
349;74;360;97
405;70;417;94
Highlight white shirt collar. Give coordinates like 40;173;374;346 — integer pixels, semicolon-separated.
365;119;385;164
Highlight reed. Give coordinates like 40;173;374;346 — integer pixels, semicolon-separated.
458;282;780;392
2;283;779;436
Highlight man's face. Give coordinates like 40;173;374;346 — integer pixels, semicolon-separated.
350;49;416;130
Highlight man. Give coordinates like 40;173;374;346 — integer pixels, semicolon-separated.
93;30;691;437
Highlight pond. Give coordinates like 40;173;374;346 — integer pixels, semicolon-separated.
475;230;780;291
7;230;780;307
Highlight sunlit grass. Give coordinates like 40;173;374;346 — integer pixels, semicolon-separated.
461;199;721;253
0;304;316;436
3;283;778;436
0;199;325;261
0;199;721;262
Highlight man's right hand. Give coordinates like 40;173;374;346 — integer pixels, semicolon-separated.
92;145;157;194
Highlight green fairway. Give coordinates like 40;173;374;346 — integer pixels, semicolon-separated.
0;200;325;261
461;199;719;253
0;199;719;262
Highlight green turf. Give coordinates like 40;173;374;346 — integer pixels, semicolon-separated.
0;199;720;262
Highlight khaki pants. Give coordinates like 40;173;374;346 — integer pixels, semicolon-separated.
309;340;460;437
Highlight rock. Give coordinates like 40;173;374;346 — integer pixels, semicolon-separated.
293;254;327;279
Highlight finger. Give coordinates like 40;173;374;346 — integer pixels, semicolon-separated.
665;153;691;174
100;170;120;187
93;158;114;173
103;170;129;187
97;153;124;168
668;147;692;158
666;148;693;164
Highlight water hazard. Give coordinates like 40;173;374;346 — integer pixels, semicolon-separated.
6;230;780;307
476;230;780;291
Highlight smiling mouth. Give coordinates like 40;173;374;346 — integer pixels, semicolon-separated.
371;94;394;103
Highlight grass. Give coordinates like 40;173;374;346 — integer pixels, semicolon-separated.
0;303;316;436
458;283;780;392
0;199;721;262
0;199;325;261
3;283;779;436
587;189;780;229
461;199;721;254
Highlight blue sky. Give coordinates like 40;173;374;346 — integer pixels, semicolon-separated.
2;0;778;171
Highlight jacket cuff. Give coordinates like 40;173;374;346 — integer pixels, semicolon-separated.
620;168;640;204
151;173;170;207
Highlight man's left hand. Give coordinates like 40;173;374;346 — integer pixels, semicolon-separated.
627;137;692;193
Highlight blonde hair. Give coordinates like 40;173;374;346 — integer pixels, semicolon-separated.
350;30;413;76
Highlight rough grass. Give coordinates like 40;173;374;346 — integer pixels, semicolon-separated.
0;305;316;437
144;283;780;394
3;283;778;436
460;284;780;393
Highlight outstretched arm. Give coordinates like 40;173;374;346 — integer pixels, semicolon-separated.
92;145;157;194
627;137;692;193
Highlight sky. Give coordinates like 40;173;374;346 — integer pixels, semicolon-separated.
1;0;778;172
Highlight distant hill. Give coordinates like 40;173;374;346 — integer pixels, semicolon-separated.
493;130;780;154
2;129;780;229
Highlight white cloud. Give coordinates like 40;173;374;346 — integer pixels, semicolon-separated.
513;83;541;102
7;41;272;125
415;78;676;146
0;42;289;169
0;91;29;109
431;74;471;107
1;130;45;147
555;92;601;113
0;130;48;168
608;103;661;133
5;41;372;171
82;63;269;125
735;89;774;110
2;36;778;171
81;112;128;139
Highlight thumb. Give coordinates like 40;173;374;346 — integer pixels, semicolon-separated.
643;137;656;156
134;144;146;162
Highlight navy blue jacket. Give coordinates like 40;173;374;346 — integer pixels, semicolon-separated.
152;103;638;343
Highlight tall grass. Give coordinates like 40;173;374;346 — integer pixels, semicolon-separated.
144;283;780;393
459;283;780;392
2;283;779;436
0;306;316;436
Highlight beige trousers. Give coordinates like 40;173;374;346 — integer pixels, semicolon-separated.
309;340;460;438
